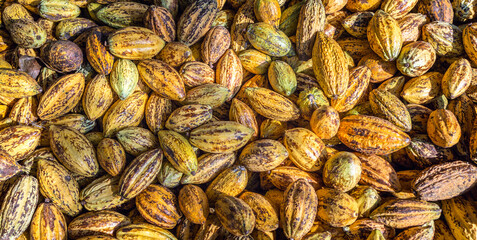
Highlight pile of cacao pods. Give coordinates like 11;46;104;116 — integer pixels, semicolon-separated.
1;0;477;239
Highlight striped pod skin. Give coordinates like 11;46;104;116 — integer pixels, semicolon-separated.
68;211;131;239
239;191;279;232
37;73;85;121
37;159;82;216
245;87;300;122
0;175;39;240
96;2;148;28
108;27;165;60
137;59;186;101
216;195;256;237
239;139;288;172
396;41;436;77
412;160;477;201
316;188;359;227
337;115;411;155
119;149;163;199
85;29;113;75
49;124;99;177
367;10;403;61
189;121;254;153
442;197;477;240
0;69;42;98
202;26;231;67
97;138;126;176
80;175;128;211
231;0;256;52
355;153;402;193
165;104;213;133
116;127;159;157
281;179;318;240
0;125;41;161
102;91;148;137
177;0;218;46
116;223;177;240
178;184;209;225
157;130;197;176
216;49;243;101
180;61;215;87
182;83;230;108
369;88;412;132
246;22;291;57
370;199;441;229
312;32;349;99
30;202;67;240
144;6;176;43
181;152;235;185
136;184;181;229
295;0;326;60
82;74;115;121
206;165;248;202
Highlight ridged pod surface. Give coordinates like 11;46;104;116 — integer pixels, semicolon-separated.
96;138;125;176
96;2;148;28
205;165;248;202
369;88;412;132
178;185;209;224
0;125;41;161
216;49;243;101
281;179;318;240
108;27;165;60
331;66;371;112
68;211;131;239
0;175;39;240
102;91;148;137
239;191;279;232
296;0;326;60
30;202;67;240
189;121;254;153
370;199;441;229
144;6;176;43
116;223;177;240
441;58;472;99
312;32;349;99
86;30;113;75
442;197;477;240
337;115;411;155
80;175;128;211
396;41;436;77
181;153;235;184
37;73;84;120
116;127;159;157
138;59;186;101
177;0;218;46
216;195;256;237
119;149;163;199
0;150;24;181
367;10;402;61
316;188;359;227
49;125;98;177
82;74;114;121
246;22;291;57
239;139;288;172
412;160;477;201
136;184;181;229
202;26;231;66
0;69;42;98
245;87;300;121
37;159;82;216
284;128;326;171
157;130;197;175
